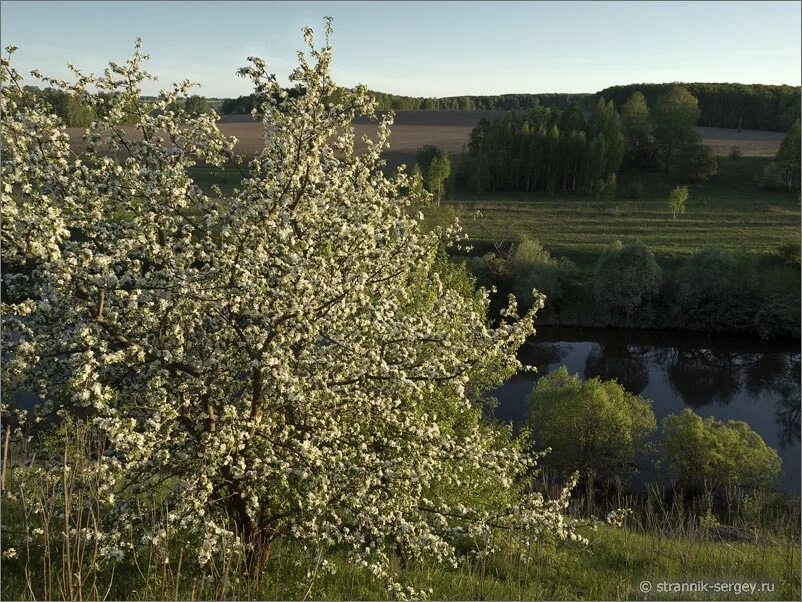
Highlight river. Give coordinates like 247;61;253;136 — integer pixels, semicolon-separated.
491;327;801;492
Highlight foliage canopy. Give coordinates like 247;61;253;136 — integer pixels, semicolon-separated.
528;367;656;481
661;409;782;491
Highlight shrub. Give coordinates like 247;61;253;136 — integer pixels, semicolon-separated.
729;145;742;160
593;240;662;326
672;143;718;182
528;367;656;482
627;181;644;200
661;409;782;491
756;161;786;189
508;237;576;314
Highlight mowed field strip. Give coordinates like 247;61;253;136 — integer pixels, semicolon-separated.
454;198;799;259
450;157;799;260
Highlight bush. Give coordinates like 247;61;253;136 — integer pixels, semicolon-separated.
729;145;742;160
755;161;786;189
672;143;718;182
661;409;782;491
672;249;800;339
508;238;576;314
627;181;644;200
528;367;656;482
593;240;662;326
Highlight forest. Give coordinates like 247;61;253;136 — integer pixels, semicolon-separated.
451;99;623;195
21;80;800;134
414;85;802;340
597;82;800;131
218;82;800;132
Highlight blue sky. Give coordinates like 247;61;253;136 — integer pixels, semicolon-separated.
2;1;799;97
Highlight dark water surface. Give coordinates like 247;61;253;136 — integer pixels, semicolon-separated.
492;327;801;492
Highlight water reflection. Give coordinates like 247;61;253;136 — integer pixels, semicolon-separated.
777;394;801;448
520;340;567;368
492;327;801;492
584;341;649;394
667;348;741;407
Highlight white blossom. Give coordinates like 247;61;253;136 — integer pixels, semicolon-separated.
1;22;575;596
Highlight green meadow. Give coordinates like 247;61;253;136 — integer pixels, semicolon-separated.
448;157;799;268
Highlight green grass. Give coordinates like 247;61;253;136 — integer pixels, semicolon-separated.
447;158;799;267
256;527;800;601
4;525;797;600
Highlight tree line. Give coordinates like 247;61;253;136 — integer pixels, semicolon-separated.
15;85;212;126
219;89;591;114
364;91;591;111
445;84;712;195
436;84;802;198
598;82;800;132
452;99;624;196
221;83;800;133
23;81;802;135
222;83;800;133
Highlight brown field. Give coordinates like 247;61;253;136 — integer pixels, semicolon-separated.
66;111;784;166
696;126;784;157
209;111;510;167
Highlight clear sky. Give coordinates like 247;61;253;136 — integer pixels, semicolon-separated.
1;1;799;97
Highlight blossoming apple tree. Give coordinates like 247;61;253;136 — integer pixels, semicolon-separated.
1;21;581;595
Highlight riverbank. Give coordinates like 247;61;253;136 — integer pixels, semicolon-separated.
491;326;800;492
432;155;800;340
449;238;799;340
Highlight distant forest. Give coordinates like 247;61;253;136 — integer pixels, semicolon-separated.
220;90;589;113
19;81;800;133
220;83;801;132
596;83;800;131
